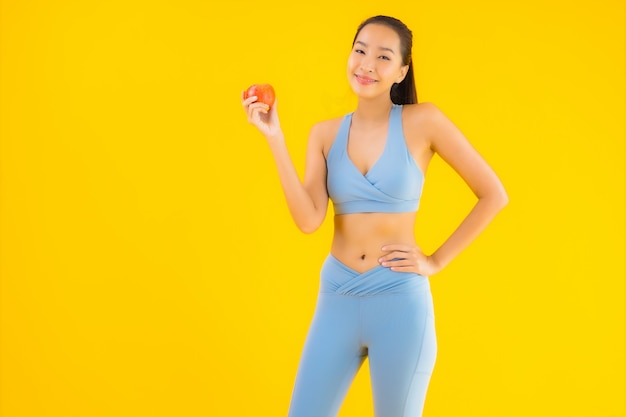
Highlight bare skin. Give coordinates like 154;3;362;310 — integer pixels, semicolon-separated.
241;23;508;276
332;212;417;273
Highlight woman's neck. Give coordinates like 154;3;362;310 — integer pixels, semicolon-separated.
353;97;394;127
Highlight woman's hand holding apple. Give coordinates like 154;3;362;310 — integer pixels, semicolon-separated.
241;84;283;143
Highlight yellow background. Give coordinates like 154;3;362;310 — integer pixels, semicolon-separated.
1;0;624;416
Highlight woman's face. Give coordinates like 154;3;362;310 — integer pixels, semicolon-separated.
347;23;408;100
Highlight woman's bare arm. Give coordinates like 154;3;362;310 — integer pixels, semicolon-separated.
380;102;508;275
242;95;329;233
425;102;509;271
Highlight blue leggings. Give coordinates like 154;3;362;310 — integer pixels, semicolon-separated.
287;254;437;417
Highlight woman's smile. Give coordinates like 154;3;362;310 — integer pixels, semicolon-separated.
355;74;377;85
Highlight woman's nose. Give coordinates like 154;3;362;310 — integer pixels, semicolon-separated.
358;55;375;72
359;60;374;72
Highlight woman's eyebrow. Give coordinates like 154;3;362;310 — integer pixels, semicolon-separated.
355;40;396;54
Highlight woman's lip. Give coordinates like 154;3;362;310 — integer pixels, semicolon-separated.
355;74;377;84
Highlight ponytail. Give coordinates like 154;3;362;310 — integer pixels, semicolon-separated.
391;62;417;105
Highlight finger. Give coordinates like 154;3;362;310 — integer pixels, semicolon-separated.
247;102;269;120
389;265;415;272
382;258;412;267
381;244;411;253
267;99;276;116
268;104;278;121
247;103;259;121
248;102;270;115
242;95;259;107
379;250;410;262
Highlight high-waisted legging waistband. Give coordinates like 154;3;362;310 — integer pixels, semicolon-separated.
320;254;430;296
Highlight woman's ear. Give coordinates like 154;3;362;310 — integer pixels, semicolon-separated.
396;65;409;83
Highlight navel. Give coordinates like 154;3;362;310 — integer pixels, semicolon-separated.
361;254;366;260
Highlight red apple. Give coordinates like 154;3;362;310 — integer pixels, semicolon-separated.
244;84;276;109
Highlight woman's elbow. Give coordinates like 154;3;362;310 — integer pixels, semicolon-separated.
298;225;318;234
493;186;509;211
480;184;508;212
297;219;323;234
501;190;509;208
295;212;326;234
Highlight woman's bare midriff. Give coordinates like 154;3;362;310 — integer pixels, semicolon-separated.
330;212;417;273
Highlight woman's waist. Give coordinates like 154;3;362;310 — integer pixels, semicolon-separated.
330;234;416;273
330;244;414;273
334;211;416;232
331;212;418;273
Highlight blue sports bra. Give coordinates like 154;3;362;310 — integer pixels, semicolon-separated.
326;104;424;215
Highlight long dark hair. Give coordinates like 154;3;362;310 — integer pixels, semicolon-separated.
352;15;418;105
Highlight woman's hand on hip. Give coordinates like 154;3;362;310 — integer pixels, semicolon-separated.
241;92;283;142
379;243;441;276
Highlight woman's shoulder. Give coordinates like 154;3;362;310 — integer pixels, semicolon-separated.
401;101;443;119
311;115;345;135
309;115;346;152
401;102;450;133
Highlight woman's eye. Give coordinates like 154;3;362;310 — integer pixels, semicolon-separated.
379;55;390;60
355;49;365;54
